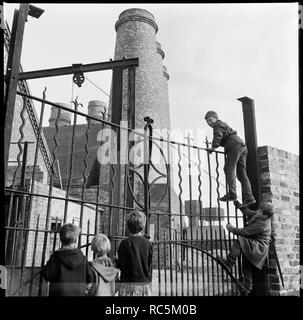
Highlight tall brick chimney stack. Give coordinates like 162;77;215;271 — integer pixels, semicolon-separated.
48;103;71;127
107;8;177;224
113;8;171;131
161;64;170;130
87;100;107;124
156;41;171;130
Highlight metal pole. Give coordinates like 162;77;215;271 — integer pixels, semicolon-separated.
108;68;123;245
5;4;29;183
126;66;136;211
143;123;150;237
237;96;269;296
20;141;29;190
237;97;261;206
18;58;139;80
143;117;153;238
56;159;63;189
15;141;29;267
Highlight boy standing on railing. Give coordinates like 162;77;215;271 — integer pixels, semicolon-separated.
204;110;255;208
41;223;94;296
217;200;273;293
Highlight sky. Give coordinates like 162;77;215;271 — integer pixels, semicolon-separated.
4;3;299;156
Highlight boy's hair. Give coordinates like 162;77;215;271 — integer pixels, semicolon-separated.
59;223;80;246
204;111;218;120
259;201;274;218
91;233;111;255
127;210;146;234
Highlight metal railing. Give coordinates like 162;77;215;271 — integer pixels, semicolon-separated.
5;89;245;296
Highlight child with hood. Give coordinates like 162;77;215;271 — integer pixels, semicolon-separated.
41;223;94;296
88;233;119;296
217;201;273;292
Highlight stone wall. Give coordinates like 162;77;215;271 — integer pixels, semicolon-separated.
258;145;300;296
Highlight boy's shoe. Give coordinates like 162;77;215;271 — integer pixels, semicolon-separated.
219;193;237;202
239;199;256;209
234;279;252;296
237;281;252;296
243;281;253;293
216;256;233;271
233;200;241;209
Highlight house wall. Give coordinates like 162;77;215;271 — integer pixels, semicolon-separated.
258;145;300;296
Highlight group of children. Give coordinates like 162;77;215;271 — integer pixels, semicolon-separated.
41;111;274;296
42;210;153;296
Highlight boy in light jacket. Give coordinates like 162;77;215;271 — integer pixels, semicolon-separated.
88;233;119;296
217;201;273;292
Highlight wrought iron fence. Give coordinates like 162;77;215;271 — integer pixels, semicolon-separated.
5;88;246;296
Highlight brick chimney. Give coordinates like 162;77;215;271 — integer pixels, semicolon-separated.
48;103;71;127
87;100;107;124
113;8;171;131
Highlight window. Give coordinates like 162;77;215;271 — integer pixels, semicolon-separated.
49;217;62;253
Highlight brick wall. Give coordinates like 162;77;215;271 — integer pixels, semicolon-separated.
258;146;300;296
6;164;44;187
25;181;97;266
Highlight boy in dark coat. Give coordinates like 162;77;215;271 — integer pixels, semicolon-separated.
217;201;273;292
116;210;153;296
41;223;94;296
205;111;255;208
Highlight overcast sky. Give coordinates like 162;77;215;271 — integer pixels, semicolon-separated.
4;3;299;156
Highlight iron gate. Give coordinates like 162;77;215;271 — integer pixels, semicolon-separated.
4;87;246;296
4;11;246;296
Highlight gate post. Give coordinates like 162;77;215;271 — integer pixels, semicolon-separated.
237;96;269;296
4;4;29;182
15;141;29;266
108;67;123;242
143;117;153;238
237;97;261;205
126;66;136;211
5;4;44;182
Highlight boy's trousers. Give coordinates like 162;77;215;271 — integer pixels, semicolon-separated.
227;239;253;287
224;138;254;202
